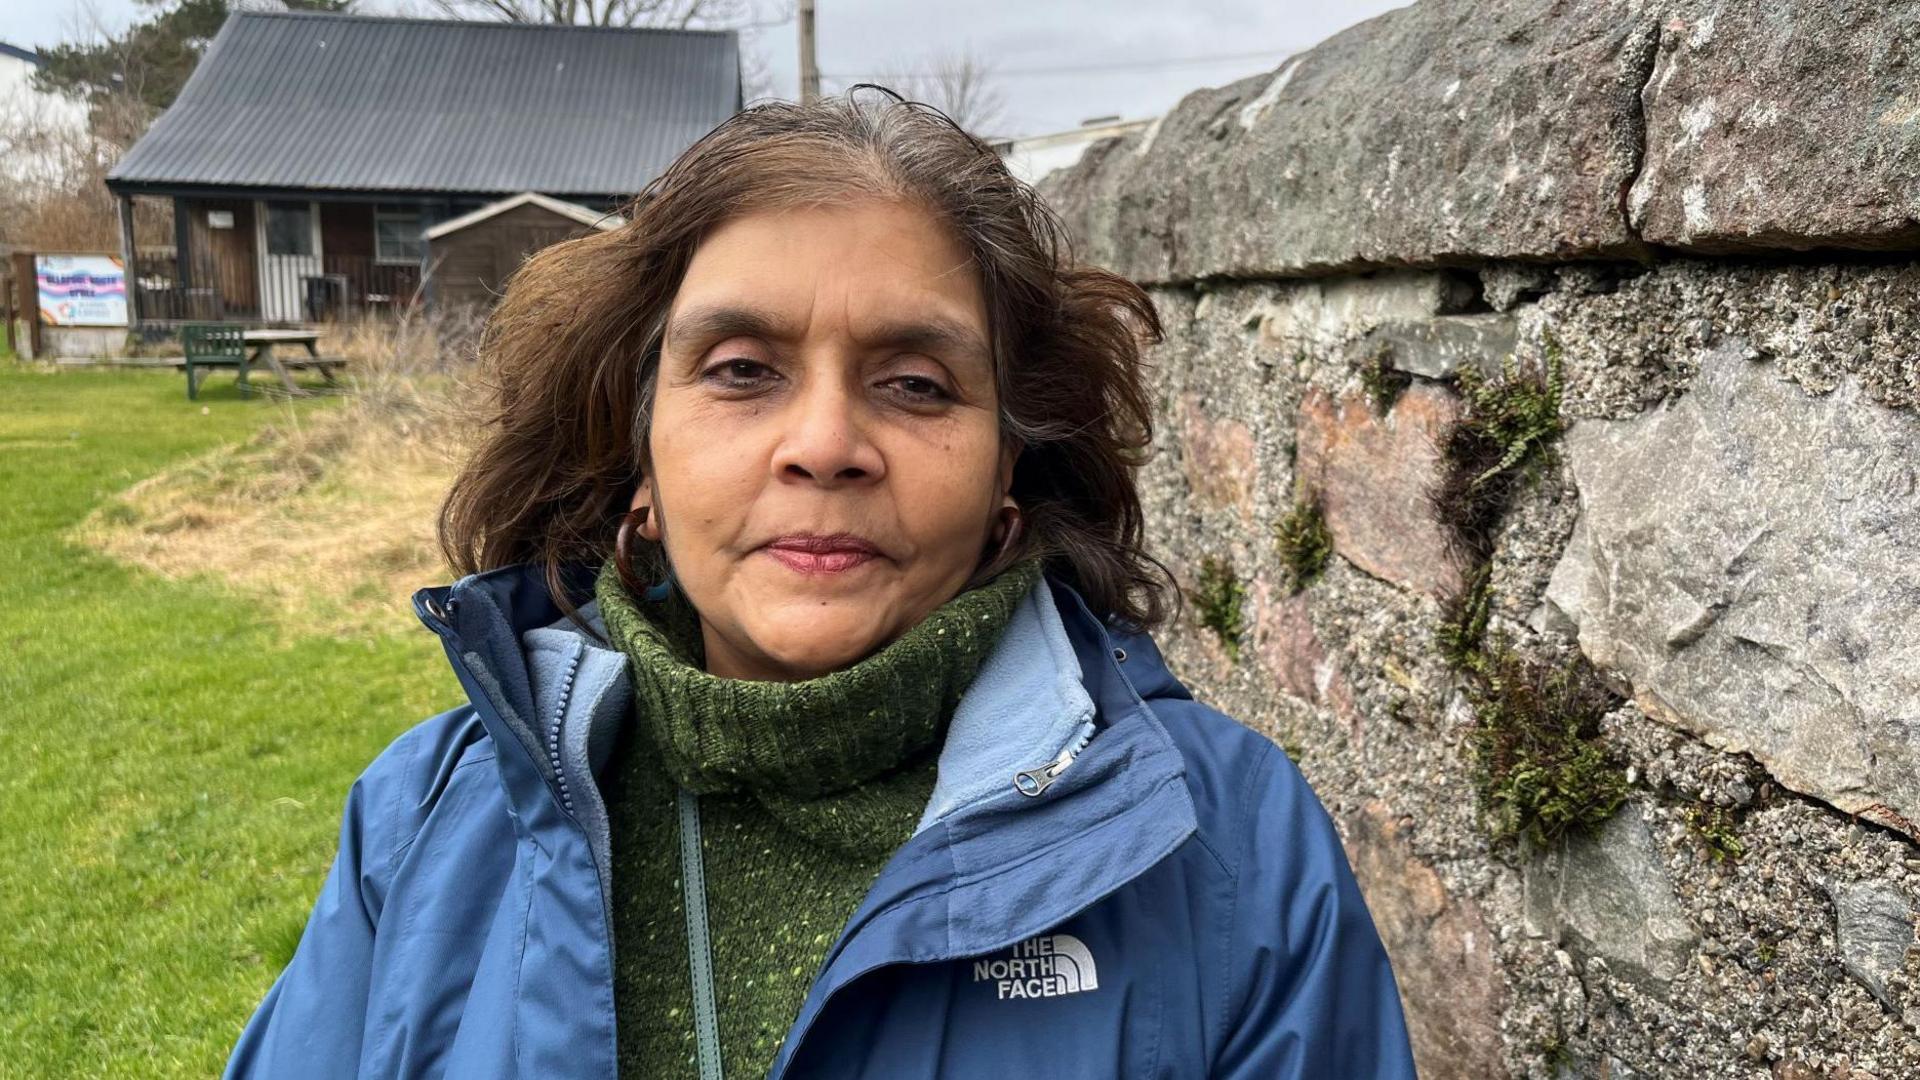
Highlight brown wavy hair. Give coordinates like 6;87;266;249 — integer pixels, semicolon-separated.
437;85;1174;632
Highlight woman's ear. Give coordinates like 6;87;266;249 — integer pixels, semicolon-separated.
997;441;1019;498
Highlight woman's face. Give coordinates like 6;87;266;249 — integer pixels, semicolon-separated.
633;198;1012;681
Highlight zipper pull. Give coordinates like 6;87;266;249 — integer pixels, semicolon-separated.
1013;720;1098;798
1014;746;1074;797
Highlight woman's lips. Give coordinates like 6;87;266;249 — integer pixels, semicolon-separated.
760;535;881;575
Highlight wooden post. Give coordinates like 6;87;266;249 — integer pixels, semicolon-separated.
172;195;193;293
117;193;141;333
799;0;819;104
2;256;14;358
13;252;39;359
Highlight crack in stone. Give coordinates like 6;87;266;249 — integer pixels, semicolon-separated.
1614;18;1663;247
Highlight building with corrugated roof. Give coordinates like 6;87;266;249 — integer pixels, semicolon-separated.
106;11;740;326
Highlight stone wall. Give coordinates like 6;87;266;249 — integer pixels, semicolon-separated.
1040;2;1920;1077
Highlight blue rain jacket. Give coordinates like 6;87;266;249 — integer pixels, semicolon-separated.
224;561;1416;1078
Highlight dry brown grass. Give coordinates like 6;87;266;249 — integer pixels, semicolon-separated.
70;306;490;639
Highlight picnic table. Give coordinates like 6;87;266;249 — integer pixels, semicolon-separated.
182;324;347;399
241;328;342;396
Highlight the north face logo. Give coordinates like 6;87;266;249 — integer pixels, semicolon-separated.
972;934;1099;1000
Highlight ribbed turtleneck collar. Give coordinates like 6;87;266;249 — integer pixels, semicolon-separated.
593;556;1043;800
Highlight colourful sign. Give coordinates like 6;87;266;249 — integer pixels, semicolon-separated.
36;254;128;327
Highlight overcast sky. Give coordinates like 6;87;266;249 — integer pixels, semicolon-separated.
10;0;1409;138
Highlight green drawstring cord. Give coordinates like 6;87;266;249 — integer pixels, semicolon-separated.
677;787;724;1080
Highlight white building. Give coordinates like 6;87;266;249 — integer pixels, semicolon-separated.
991;115;1158;187
0;42;93;192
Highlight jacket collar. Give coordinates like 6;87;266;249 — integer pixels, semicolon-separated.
412;557;1197;852
413;563;1199;1074
413;563;599;844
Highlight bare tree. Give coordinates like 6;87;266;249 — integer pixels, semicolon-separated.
425;0;738;27
737;32;775;103
0;88;139;249
2;1;192;248
886;47;1006;137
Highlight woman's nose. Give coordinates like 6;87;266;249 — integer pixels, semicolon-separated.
769;379;886;486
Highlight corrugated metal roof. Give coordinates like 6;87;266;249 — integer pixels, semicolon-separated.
107;12;740;198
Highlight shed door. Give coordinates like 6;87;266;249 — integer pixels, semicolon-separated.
255;200;322;323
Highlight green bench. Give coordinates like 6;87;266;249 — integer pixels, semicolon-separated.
181;323;348;400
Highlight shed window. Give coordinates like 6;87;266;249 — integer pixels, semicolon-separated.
375;206;425;265
264;202;314;256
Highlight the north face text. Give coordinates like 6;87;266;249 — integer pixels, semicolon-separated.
971;933;1100;1000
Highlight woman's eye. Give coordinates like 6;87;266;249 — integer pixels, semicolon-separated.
885;374;951;402
703;358;774;388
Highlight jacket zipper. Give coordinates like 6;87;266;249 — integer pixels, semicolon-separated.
424;589;584;819
544;645;583;816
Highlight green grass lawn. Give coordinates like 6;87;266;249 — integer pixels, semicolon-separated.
0;366;461;1075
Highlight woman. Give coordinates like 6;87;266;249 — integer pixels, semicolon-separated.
224;87;1416;1079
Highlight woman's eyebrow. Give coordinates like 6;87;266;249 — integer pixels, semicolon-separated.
853;316;991;367
665;304;792;353
665;303;990;365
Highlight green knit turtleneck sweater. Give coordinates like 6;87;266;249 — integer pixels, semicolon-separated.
594;556;1042;1079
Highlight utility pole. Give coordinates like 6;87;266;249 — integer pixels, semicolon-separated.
798;0;819;104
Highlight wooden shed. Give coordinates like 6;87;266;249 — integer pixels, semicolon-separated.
424;192;623;310
105;12;737;327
